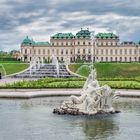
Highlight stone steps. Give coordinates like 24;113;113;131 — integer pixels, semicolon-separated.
13;64;77;78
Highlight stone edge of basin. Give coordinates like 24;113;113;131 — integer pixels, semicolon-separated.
0;89;140;99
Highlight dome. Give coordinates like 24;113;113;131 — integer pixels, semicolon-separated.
76;28;91;39
22;36;33;45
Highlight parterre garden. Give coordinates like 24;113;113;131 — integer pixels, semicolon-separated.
0;62;140;89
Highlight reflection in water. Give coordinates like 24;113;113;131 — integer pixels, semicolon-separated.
80;117;119;140
0;97;140;140
114;98;140;113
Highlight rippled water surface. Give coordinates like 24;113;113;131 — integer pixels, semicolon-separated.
0;97;140;140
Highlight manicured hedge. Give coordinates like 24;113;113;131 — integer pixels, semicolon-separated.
1;77;140;89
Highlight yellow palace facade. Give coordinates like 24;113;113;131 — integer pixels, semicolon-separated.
20;28;140;63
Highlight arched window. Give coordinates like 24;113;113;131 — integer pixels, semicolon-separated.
134;50;137;55
61;50;63;55
25;49;27;54
134;57;137;61
96;49;98;55
78;49;80;54
34;50;36;54
125;57;127;62
125;49;127;55
106;57;108;61
83;49;85;54
83;41;85;45
101;57;103;61
57;49;59;54
38;49;40;55
101;50;103;55
129;49;132;54
66;50;68;54
43;49;45;55
115;49;117;55
48;50;50;55
106;49;108;55
110;49;113;55
120;49;122;55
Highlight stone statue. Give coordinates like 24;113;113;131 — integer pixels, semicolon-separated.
53;68;120;115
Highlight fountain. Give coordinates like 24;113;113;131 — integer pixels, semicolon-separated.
52;55;59;77
13;55;77;78
53;68;120;116
29;57;40;76
41;57;44;66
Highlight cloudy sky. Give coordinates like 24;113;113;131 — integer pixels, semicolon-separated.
0;0;140;51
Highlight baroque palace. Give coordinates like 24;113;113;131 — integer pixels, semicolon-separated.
20;28;140;63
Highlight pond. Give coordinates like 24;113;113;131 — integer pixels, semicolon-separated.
0;97;140;140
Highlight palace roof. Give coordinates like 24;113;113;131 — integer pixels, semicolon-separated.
35;42;50;46
75;28;91;38
22;36;50;46
51;33;74;39
96;33;119;39
22;36;33;45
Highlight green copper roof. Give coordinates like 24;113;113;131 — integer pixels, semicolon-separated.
75;29;91;38
51;33;75;39
96;33;119;39
35;42;50;46
22;36;33;45
22;36;50;46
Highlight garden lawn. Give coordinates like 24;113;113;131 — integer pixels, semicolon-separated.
69;63;140;81
0;63;29;75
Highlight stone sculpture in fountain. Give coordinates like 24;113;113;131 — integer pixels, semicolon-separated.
53;69;120;116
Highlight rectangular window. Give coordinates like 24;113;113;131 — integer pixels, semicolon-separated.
101;49;103;55
66;50;68;54
125;49;127;55
43;49;45;55
115;49;117;55
129;49;132;55
38;49;40;55
120;49;122;55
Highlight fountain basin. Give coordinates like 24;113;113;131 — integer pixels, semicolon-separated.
0;97;140;140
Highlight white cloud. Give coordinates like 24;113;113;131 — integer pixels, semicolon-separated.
1;0;140;51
